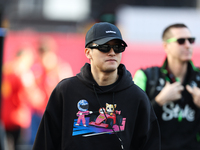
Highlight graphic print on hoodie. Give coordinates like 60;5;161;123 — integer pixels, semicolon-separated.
73;100;126;137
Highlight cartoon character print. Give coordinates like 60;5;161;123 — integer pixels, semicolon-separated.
73;102;126;136
89;103;122;128
75;100;92;127
106;103;117;116
106;103;121;117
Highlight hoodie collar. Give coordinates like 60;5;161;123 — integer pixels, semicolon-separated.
76;63;133;93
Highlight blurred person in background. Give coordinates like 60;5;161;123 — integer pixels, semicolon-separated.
29;36;73;145
1;46;44;150
133;23;200;149
32;22;160;150
34;36;73;102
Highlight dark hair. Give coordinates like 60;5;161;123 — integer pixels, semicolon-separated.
162;23;188;41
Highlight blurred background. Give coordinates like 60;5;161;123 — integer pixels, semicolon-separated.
0;0;200;150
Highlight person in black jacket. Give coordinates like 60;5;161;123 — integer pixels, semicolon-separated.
32;22;160;150
133;23;200;150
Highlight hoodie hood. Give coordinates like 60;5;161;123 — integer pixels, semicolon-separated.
76;63;134;93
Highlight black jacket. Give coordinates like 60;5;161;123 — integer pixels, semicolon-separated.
134;60;200;150
32;63;160;150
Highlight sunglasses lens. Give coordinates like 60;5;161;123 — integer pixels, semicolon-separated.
118;46;125;53
188;38;195;44
177;38;195;45
98;45;111;52
113;45;125;53
98;45;126;53
177;38;185;44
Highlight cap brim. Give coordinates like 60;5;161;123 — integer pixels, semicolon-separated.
93;37;127;47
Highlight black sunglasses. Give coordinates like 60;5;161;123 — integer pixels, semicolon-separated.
88;44;126;53
167;37;195;45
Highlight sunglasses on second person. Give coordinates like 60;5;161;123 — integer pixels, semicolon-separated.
88;44;126;53
166;37;195;45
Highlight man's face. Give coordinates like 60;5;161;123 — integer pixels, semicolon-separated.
165;27;194;62
87;39;122;73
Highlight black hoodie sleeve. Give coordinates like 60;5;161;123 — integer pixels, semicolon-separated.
130;90;161;150
32;84;63;150
141;99;161;150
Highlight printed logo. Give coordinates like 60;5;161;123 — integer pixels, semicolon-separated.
156;78;165;91
189;81;197;88
106;31;116;34
162;102;195;122
196;75;200;81
159;78;165;86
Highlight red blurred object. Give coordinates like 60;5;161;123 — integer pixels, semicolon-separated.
1;73;31;130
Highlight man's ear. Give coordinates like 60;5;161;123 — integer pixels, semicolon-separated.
162;41;168;54
85;48;91;59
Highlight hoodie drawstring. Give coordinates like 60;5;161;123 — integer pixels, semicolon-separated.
93;85;125;150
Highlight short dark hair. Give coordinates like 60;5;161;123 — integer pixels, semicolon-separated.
162;23;188;41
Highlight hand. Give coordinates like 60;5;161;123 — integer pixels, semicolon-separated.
186;85;200;108
155;81;184;106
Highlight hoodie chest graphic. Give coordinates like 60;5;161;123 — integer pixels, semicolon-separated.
72;100;126;137
162;102;195;122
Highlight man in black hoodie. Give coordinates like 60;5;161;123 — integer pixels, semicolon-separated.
32;22;160;150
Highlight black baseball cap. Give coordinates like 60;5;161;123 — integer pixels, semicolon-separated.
85;22;127;47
